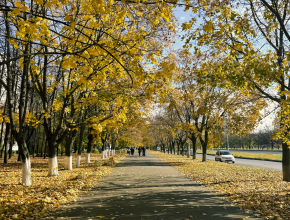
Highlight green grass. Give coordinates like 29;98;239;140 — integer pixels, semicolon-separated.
196;149;282;161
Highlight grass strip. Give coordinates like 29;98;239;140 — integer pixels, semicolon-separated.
197;149;282;161
150;150;288;220
0;153;126;220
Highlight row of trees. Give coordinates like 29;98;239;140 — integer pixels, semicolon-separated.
0;0;178;185
142;0;290;181
143;49;267;161
3;0;290;185
224;129;282;150
180;0;290;181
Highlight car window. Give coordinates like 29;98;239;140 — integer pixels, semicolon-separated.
220;152;231;155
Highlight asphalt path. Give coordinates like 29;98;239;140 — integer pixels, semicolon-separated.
49;153;261;220
196;153;282;172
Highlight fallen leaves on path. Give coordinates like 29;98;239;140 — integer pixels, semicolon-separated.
0;153;126;220
150;151;288;220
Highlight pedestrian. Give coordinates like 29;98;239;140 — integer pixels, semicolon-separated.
138;146;142;156
131;147;135;155
142;146;146;156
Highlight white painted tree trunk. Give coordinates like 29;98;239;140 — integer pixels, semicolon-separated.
101;151;105;159
64;156;72;170
108;150;111;157
86;153;90;163
48;156;58;176
76;155;81;167
22;157;31;185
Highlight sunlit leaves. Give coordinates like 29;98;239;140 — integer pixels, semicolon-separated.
152;151;290;219
0;154;125;219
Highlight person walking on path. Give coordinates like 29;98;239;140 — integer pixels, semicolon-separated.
131;147;135;155
142;146;146;156
138;146;142;156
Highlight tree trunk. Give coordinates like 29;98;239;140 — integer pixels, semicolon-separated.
76;126;85;167
44;140;47;159
0;145;3;158
48;142;58;176
86;129;93;163
36;138;39;157
101;132;107;158
0;115;5;158
41;132;45;157
74;139;77;154
181;144;184;156
202;142;207;162
17;150;21;161
201;130;208;162
3;123;10;163
173;144;175;155
101;148;106;158
272;142;274;150
17;138;31;185
64;130;77;170
190;136;197;160
187;142;190;158
282;142;290;181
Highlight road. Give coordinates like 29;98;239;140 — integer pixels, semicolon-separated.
210;149;282;154
196;153;282;171
166;150;282;171
229;150;282;154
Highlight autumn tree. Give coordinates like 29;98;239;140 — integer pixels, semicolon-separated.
180;0;290;180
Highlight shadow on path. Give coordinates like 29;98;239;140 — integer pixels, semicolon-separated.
48;153;262;220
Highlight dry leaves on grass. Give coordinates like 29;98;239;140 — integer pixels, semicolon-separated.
150;151;289;220
198;149;282;161
0;153;126;220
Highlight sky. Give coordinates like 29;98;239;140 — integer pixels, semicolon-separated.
171;6;276;132
172;6;192;50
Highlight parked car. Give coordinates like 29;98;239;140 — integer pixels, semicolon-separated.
215;150;235;163
179;149;187;154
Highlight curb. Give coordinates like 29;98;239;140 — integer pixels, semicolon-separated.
197;153;282;163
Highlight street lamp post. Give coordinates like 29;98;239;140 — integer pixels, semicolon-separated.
224;115;229;151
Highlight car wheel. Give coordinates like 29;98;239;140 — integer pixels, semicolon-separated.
219;159;222;162
232;161;235;164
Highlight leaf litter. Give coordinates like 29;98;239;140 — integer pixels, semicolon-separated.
150;151;290;220
0;153;126;220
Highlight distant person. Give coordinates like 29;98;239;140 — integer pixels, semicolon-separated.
131;147;135;155
138;146;142;156
142;146;146;156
